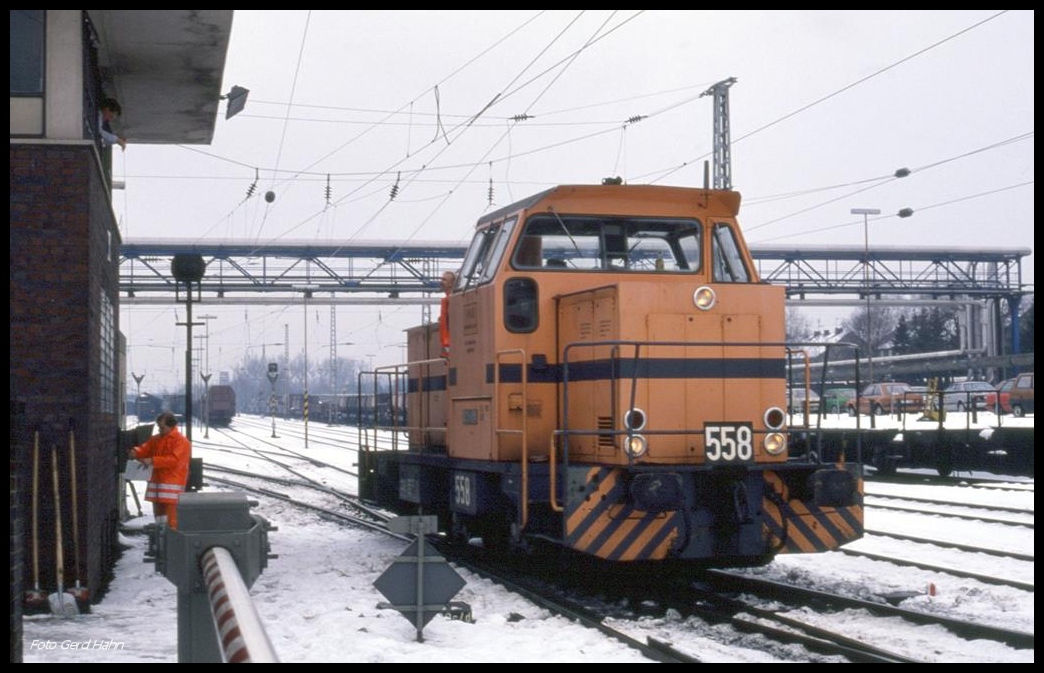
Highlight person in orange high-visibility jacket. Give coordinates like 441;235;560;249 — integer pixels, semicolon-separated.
439;271;456;357
129;411;191;529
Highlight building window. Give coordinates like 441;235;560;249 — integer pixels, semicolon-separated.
10;10;45;95
100;290;116;414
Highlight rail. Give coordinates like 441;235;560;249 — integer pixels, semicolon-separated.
200;547;278;663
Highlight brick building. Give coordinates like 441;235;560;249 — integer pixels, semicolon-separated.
10;10;232;660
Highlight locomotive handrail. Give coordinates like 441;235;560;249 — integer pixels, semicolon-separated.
493;348;529;529
785;348;813;427
358;358;447;453
548;434;563;513
358;368;407;453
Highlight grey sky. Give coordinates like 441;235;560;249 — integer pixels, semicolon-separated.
113;10;1034;391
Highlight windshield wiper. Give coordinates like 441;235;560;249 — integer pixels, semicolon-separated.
547;206;582;268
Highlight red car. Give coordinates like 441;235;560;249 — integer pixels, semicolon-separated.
848;382;924;416
996;378;1016;414
1010;373;1034;417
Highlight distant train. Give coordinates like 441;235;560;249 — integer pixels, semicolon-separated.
207;385;236;426
132;393;164;420
360;183;863;567
284;392;407;427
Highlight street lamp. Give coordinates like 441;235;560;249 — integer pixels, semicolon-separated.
850;207;914;400
199;314;217;375
851;208;881;387
293;284;320;447
132;372;145;422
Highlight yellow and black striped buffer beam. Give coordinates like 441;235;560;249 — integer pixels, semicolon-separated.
564;467;680;561
762;470;864;554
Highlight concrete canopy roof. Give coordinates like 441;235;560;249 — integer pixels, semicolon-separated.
87;10;234;144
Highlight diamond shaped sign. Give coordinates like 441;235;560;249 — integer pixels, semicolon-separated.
374;538;466;631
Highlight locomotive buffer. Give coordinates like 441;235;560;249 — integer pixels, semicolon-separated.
374;515;468;642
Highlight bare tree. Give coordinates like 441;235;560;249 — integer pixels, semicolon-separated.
843;304;897;358
786;307;813;343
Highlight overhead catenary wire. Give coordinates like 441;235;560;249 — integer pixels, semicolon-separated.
751;180;1034;244
254;11;313;244
744;130;1034;232
639;10;1012;186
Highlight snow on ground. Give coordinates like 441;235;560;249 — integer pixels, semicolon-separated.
24;414;1034;662
26;487;652;663
742;550;1034;638
866;508;1033;558
788;410;1034;431
865;481;1034;511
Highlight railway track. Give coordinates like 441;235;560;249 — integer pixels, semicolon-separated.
202;470;695;663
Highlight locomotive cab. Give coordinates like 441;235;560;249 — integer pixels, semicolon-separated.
364;184;862;566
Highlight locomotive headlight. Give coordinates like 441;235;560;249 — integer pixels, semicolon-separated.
763;407;786;431
763;432;787;455
624;434;648;458
624;407;647;431
693;286;716;311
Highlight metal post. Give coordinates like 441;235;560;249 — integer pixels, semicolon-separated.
267;364;279;438
329;302;336;426
293;285;319;448
700;77;737;190
160;493;276;663
200;315;217;379
184;289;195;441
201;373;212;439
283;324;289;421
851;208;880;389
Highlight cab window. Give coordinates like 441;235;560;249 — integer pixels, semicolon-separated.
457;217;517;290
511;215;702;273
711;223;751;283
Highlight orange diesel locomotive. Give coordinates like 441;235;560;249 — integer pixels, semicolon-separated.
360;184;862;566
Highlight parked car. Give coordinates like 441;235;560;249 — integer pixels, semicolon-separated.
848;382;924;416
1010;372;1034;417
821;388;857;414
996;378;1017;414
786;387;820;414
941;381;996;412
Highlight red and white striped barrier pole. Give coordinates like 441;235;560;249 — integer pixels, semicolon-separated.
200;547;278;663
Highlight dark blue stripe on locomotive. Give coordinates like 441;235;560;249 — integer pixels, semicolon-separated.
407;375;448;393
486;357;786;384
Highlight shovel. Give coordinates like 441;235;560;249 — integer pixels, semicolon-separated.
48;446;79;617
25;430;47;608
68;422;89;604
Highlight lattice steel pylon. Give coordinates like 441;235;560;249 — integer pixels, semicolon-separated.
700;77;737;190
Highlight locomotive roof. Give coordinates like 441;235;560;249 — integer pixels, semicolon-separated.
476;184;741;227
